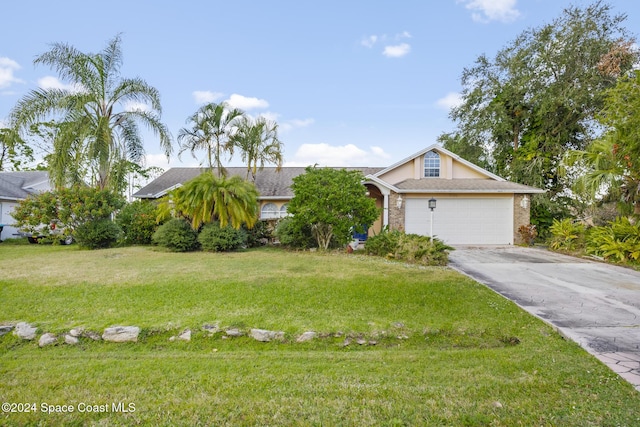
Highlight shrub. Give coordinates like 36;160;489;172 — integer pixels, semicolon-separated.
243;220;272;248
198;222;247;252
74;219;122;249
586;217;640;263
365;229;453;266
152;219;199;252
116;200;159;245
517;224;538;246
274;217;316;249
548;218;586;251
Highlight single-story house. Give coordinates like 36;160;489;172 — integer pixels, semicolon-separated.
133;144;544;245
0;171;52;241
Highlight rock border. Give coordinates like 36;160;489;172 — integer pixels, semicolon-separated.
0;321;432;349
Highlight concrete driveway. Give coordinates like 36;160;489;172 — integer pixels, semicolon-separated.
448;245;640;391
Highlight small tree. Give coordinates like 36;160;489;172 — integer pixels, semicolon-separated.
287;167;379;249
12;187;125;242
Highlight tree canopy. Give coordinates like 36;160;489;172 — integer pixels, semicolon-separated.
9;34;172;191
287;167;379;249
178;102;244;177
567;70;640;215
232;116;283;182
439;1;638;227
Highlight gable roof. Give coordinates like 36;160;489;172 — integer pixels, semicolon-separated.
133;167;385;199
0;171;51;201
372;143;505;181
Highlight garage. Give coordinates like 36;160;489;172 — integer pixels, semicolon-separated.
404;197;514;245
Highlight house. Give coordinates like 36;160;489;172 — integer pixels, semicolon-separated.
133;144;544;245
0;171;52;241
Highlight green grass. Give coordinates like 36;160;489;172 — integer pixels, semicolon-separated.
1;244;639;426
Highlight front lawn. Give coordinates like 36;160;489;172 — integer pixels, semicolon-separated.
1;245;639;425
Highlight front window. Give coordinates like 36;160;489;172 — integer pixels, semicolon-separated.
424;151;440;177
261;203;279;219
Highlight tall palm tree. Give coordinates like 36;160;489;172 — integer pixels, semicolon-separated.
159;172;259;230
9;34;172;191
232;116;284;181
178;102;244;177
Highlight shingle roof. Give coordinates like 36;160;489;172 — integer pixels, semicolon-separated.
133;167;385;199
0;171;51;200
394;178;545;194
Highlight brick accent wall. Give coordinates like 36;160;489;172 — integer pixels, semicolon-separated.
513;194;531;245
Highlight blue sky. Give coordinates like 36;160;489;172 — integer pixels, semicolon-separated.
1;0;639;171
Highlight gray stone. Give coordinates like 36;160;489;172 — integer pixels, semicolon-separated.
250;328;285;342
202;324;220;335
39;333;58;347
296;331;317;343
169;336;176;342
0;325;14;337
178;329;191;341
69;328;84;337
64;335;79;345
14;322;37;340
225;328;244;337
102;326;140;343
83;330;102;341
356;338;367;345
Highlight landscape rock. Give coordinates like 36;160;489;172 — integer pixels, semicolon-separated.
225;328;244;337
0;325;14;337
178;329;191;341
14;322;37;340
250;329;285;342
342;338;352;347
356;338;367;345
69;328;84;337
83;330;102;341
102;326;140;343
39;333;58;347
202;324;220;335
64;335;79;345
296;331;317;343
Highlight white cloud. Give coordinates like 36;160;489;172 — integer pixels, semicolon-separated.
458;0;520;23
124;101;150;113
0;57;23;89
225;93;269;110
361;35;378;48
383;43;411;58
397;31;412;40
37;76;83;92
286;143;390;167
280;118;314;133
192;90;224;104
436;92;463;110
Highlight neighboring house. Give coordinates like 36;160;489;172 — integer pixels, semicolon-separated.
133;144;544;245
0;171;52;241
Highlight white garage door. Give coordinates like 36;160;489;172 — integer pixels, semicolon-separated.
405;197;513;245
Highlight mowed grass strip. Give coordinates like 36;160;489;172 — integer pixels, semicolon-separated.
1;244;639;426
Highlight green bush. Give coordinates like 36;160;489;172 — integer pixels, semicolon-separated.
243;220;272;248
116;200;160;245
74;219;122;249
586;217;640;263
365;229;453;266
548;218;586;251
198;222;247;252
274;217;316;249
152;219;199;252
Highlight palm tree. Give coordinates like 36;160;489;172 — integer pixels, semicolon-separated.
9;34;172;191
178;102;244;177
567;138;640;215
159;172;259;230
232;116;284;181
